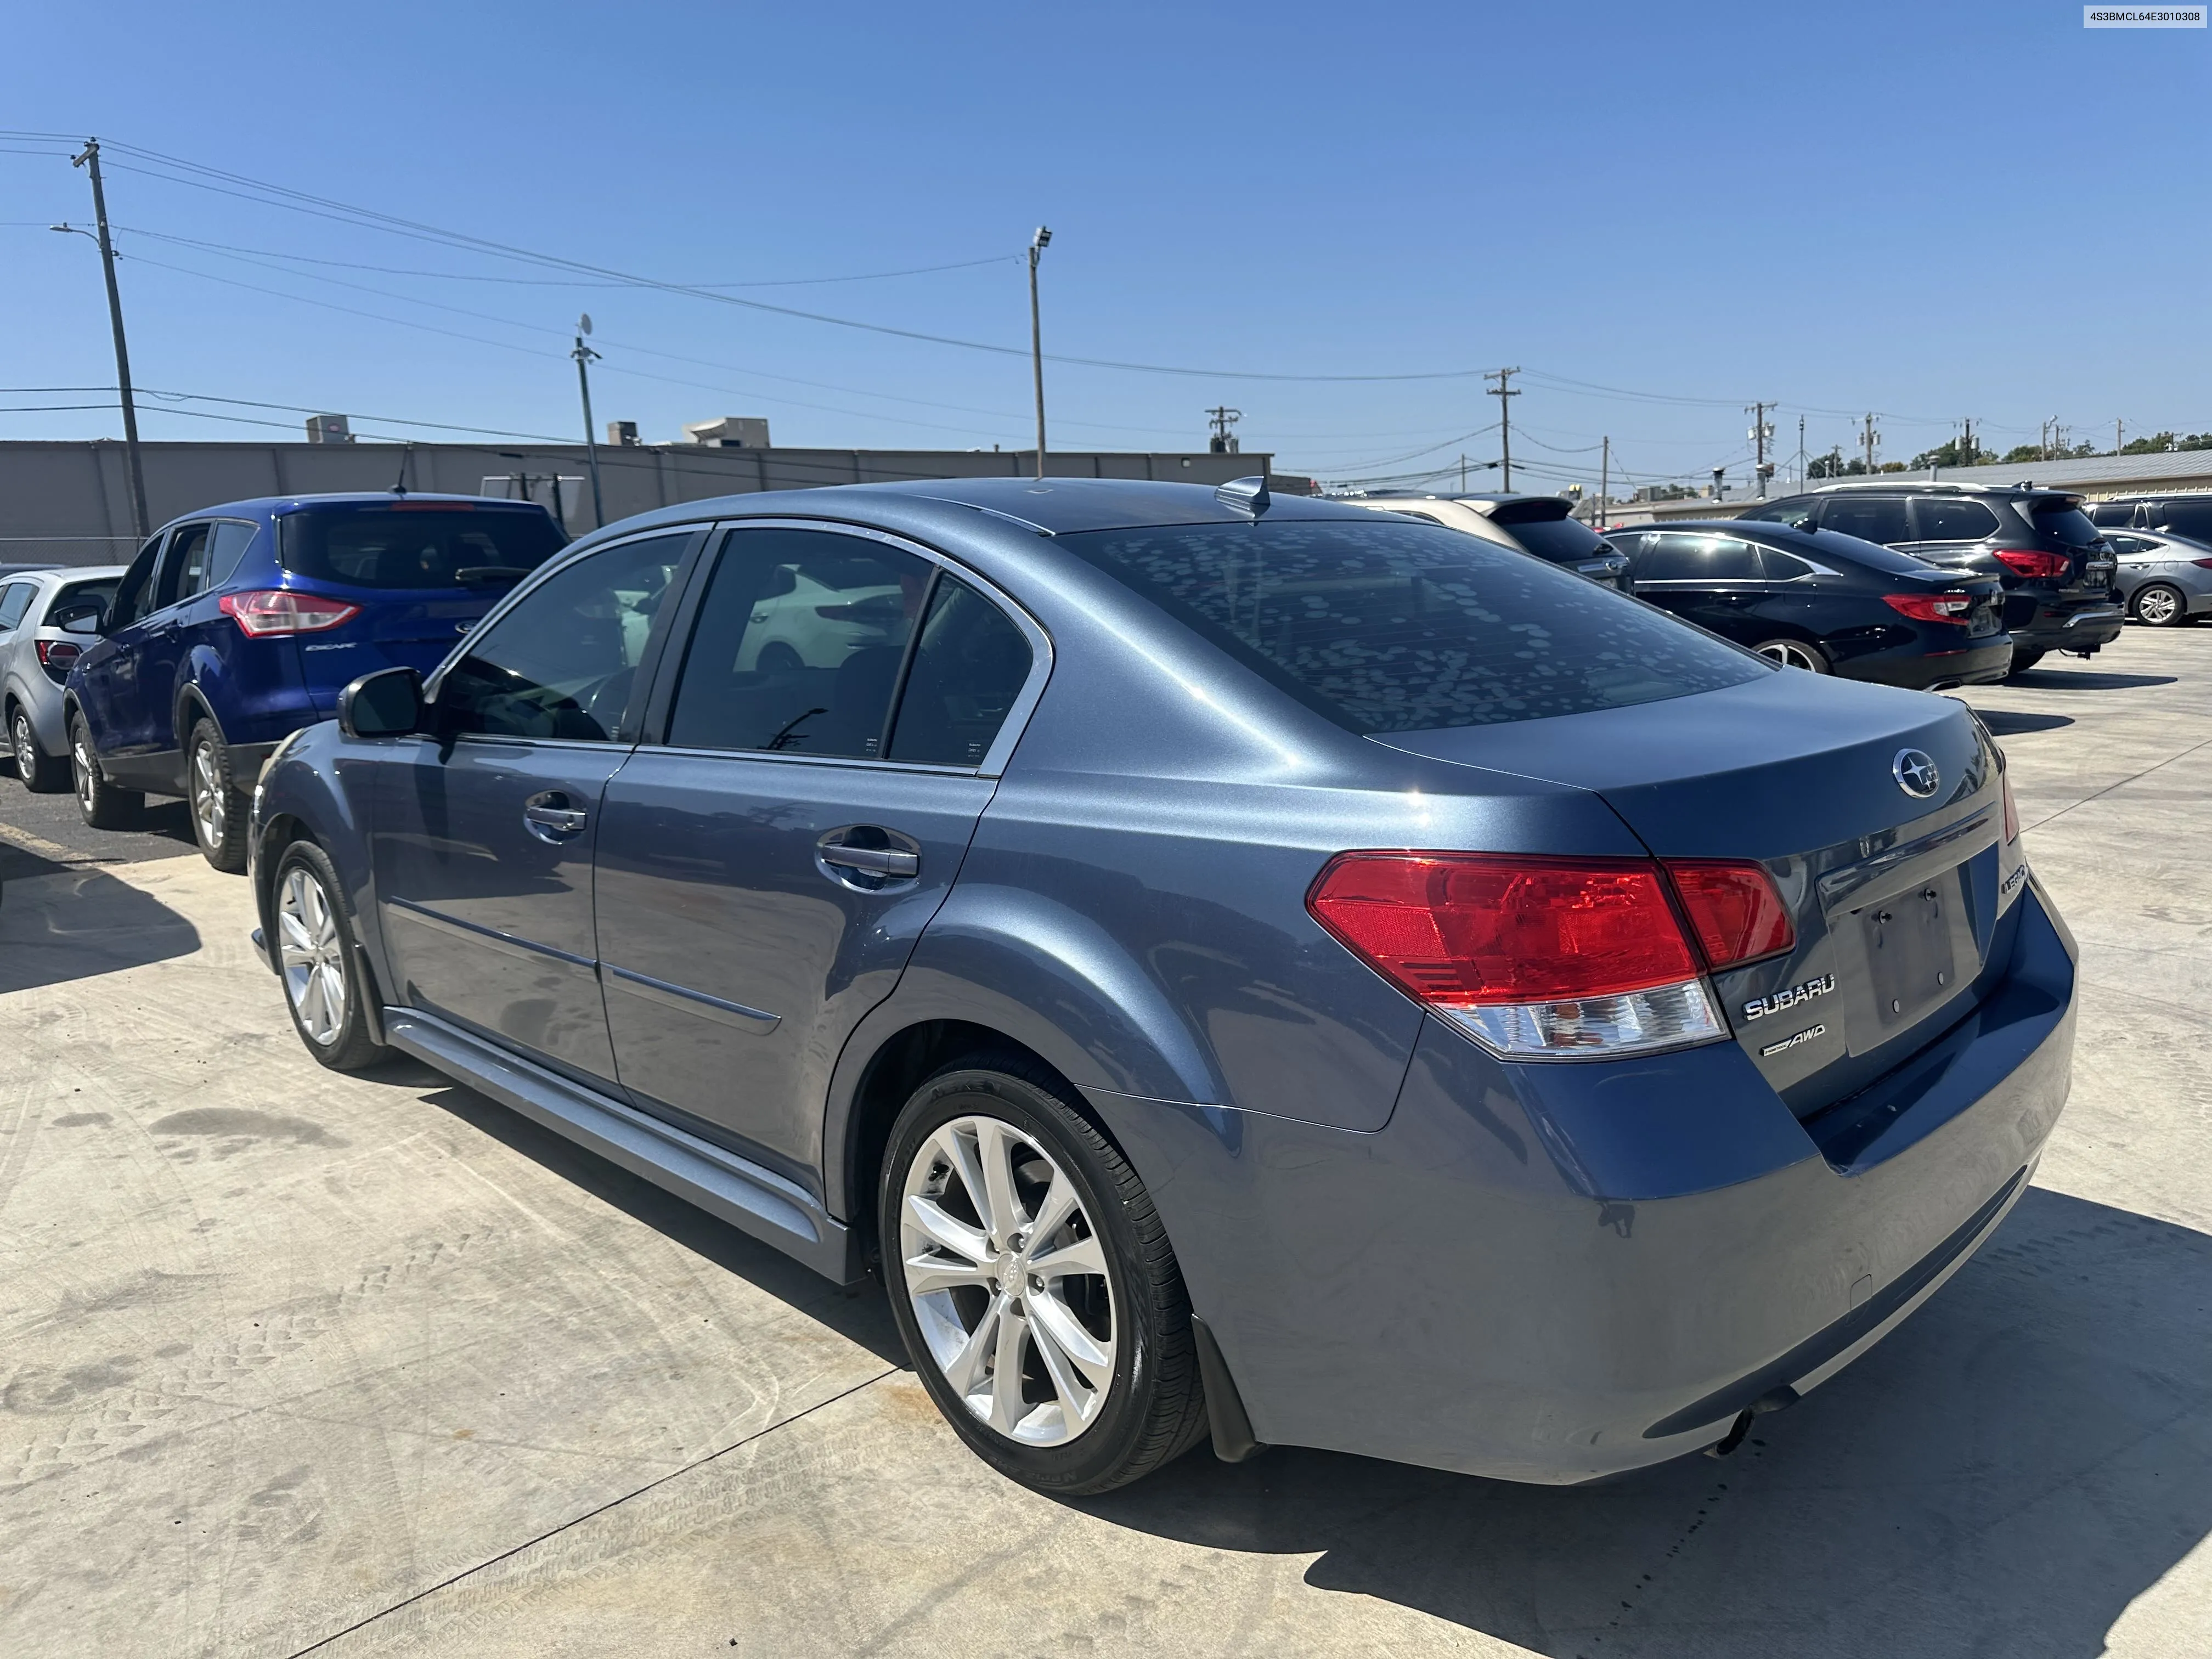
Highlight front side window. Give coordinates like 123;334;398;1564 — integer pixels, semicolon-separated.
435;533;689;741
152;523;212;613
281;504;566;591
1058;518;1762;734
0;583;32;631
1819;496;1911;546
1911;499;2000;543
666;529;933;758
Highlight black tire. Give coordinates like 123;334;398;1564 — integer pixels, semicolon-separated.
69;710;142;830
270;839;388;1072
9;703;67;793
2005;648;2046;679
2130;583;2191;628
1750;637;1829;674
185;719;250;872
878;1054;1209;1494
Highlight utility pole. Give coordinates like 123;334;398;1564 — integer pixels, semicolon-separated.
2116;418;2125;453
1861;413;1880;474
1960;417;1976;467
1796;415;1806;490
1205;406;1243;454
1459;453;1468;492
1746;401;1775;496
1027;227;1052;479
1599;436;1610;528
572;314;605;529
69;138;149;540
1486;366;1520;491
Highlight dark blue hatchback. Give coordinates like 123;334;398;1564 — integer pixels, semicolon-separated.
63;493;563;867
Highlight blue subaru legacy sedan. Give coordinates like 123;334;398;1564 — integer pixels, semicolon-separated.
61;493;565;870
247;478;2075;1494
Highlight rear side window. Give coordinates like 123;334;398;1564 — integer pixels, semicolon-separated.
2151;499;2212;543
281;505;565;590
887;577;1033;766
2027;500;2102;548
1624;533;1761;582
1737;499;1819;530
1057;518;1762;734
1760;549;1813;580
1911;499;2000;542
2087;502;2134;527
0;583;32;631
1819;496;1911;545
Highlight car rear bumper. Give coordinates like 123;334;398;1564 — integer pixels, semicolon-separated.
1093;878;2076;1483
2011;602;2124;653
1842;636;2013;690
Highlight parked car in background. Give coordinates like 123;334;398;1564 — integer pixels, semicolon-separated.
2086;490;2212;544
0;562;62;580
1737;482;2121;675
2093;528;2212;626
61;493;566;868
1604;521;2010;687
1337;491;1630;590
1;565;126;792
249;476;2073;1497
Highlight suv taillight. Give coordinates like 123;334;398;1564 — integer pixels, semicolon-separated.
34;639;82;682
1991;549;2072;580
218;590;360;636
1883;592;1975;624
1305;853;1793;1058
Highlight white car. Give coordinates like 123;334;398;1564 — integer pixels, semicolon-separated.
738;561;907;672
1336;492;1630;590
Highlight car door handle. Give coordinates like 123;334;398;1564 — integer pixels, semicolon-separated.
523;791;589;840
819;843;918;877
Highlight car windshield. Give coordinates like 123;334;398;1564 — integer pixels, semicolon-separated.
279;504;567;590
1057;517;1764;733
2027;500;2103;548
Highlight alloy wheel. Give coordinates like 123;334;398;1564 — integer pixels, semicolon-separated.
72;726;95;811
1756;640;1822;672
278;865;349;1046
191;738;227;849
12;712;33;779
898;1114;1116;1446
2135;585;2181;626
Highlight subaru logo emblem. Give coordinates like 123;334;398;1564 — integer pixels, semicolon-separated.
1893;748;1940;798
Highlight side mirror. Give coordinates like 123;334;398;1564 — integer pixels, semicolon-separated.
338;667;425;739
51;601;104;636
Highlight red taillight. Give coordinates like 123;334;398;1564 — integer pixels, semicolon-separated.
218;590;360;636
1306;853;1730;1058
2002;771;2019;844
1991;549;2072;580
1663;861;1797;968
35;639;82;681
2192;558;2212;571
1883;592;1975;624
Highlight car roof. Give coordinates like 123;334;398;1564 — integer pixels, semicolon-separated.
574;476;1376;543
1808;479;2082;506
153;492;557;532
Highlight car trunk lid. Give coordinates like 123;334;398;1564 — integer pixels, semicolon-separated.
1372;670;2019;1115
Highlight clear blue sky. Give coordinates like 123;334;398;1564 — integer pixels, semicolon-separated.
2;2;2201;493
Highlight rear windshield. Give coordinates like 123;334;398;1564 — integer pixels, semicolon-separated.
2027;500;2102;548
279;503;566;590
1494;512;1612;565
1057;518;1765;733
42;577;119;625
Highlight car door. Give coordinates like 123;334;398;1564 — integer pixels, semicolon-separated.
593;522;1042;1179
71;531;168;762
114;521;213;771
368;528;696;1086
1619;531;1764;640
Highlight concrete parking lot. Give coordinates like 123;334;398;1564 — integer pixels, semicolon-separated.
2;631;2209;1659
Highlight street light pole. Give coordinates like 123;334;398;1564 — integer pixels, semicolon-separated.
69;138;149;539
1027;227;1051;480
572;314;605;529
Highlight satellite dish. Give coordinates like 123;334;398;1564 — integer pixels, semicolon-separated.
578;313;593;336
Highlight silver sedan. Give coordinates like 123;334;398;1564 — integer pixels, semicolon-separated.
2101;529;2212;627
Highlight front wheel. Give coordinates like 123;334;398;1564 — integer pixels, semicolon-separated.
272;839;387;1071
1752;637;1829;673
879;1057;1209;1494
2131;583;2190;627
187;720;250;872
70;711;142;829
11;706;66;793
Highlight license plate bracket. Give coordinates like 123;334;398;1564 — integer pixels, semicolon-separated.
1860;873;1963;1034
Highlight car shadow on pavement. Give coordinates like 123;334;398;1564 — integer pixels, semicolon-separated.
399;1073;905;1366
1975;710;2075;736
2007;670;2179;691
0;850;202;993
1075;1187;2212;1659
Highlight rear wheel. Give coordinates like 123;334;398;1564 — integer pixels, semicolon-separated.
69;711;142;830
10;705;66;793
272;839;386;1071
187;720;250;872
2131;583;2189;627
879;1056;1208;1494
1752;637;1828;673
2005;648;2046;679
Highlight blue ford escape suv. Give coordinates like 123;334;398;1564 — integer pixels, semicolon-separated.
62;493;564;868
